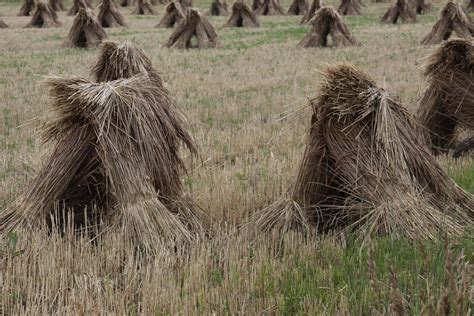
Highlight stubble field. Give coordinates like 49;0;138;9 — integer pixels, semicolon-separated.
0;0;473;313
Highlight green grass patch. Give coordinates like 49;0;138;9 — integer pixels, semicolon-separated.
255;234;473;315
448;161;474;194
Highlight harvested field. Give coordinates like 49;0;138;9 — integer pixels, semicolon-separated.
0;0;473;313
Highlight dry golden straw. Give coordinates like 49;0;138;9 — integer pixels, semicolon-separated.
132;0;155;15
298;7;359;48
165;8;218;49
224;0;259;27
381;0;416;24
68;0;92;16
25;2;62;28
63;8;107;48
251;0;262;10
249;64;473;240
300;0;322;23
421;1;474;45
411;0;430;15
288;0;308;15
0;41;206;253
418;38;474;156
157;1;185;28
338;0;361;15
208;0;229;16
92;41;163;84
18;0;36;16
97;0;127;27
49;0;66;11
255;0;284;15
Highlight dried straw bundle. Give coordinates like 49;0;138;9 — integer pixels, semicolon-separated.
338;0;361;15
18;0;36;16
0;43;206;250
298;7;359;48
224;0;259;27
411;0;430;14
249;64;473;240
255;0;284;15
421;2;474;45
300;0;322;24
381;0;416;24
0;76;202;250
157;1;184;28
68;0;92;16
418;38;474;156
49;0;66;11
0;19;9;28
98;0;127;27
288;0;308;15
25;2;62;28
165;8;218;49
62;8;107;48
132;0;155;15
252;0;262;10
208;0;228;15
91;41;163;85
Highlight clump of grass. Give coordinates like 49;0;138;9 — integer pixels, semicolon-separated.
447;160;474;194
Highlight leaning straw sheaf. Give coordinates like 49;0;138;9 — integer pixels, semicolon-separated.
25;2;62;28
252;0;263;10
381;0;416;24
91;41;163;85
207;0;228;16
418;38;474;155
97;0;127;27
131;0;155;15
50;76;203;243
1;74;205;251
68;0;92;16
298;7;359;48
49;0;66;11
468;0;474;13
338;0;361;15
18;0;36;16
165;8;218;49
224;0;259;27
256;0;285;15
421;2;474;45
411;0;431;14
157;1;185;28
62;8;107;48
287;0;308;15
249;64;473;240
0;124;104;235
